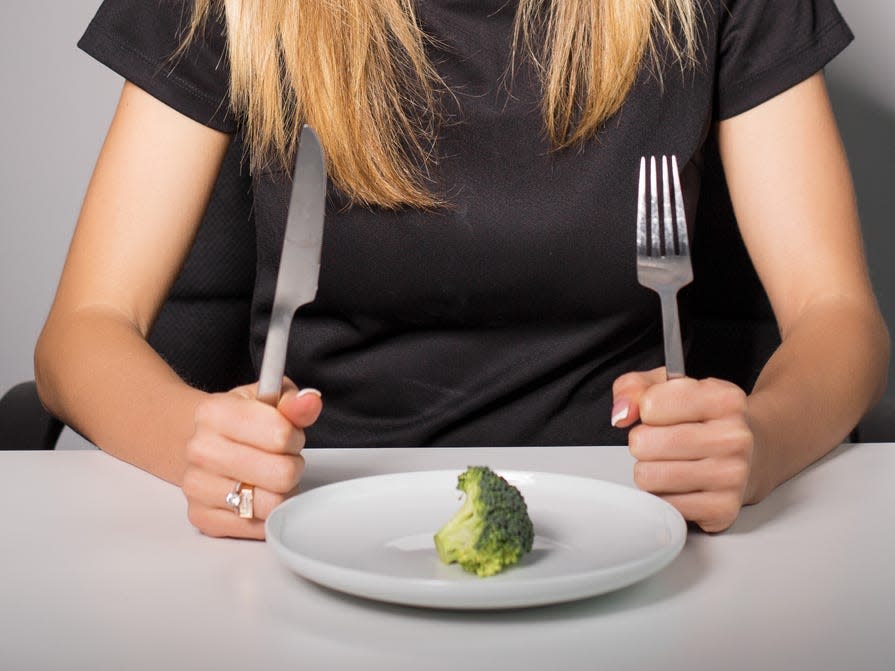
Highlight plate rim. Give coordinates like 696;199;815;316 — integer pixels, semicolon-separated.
266;469;687;610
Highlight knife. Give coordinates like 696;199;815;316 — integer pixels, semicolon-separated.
256;124;327;407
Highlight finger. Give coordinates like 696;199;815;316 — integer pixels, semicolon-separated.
280;377;299;395
230;447;305;494
611;368;666;427
181;467;298;520
194;393;304;454
278;386;323;429
633;457;749;496
629;418;754;462
659;492;743;533
188;433;306;494
229;381;260;400
186;503;267;540
639;377;747;426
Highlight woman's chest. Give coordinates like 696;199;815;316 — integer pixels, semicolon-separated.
250;4;715;328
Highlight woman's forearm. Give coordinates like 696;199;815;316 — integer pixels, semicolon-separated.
744;297;889;504
35;306;209;484
32;82;234;484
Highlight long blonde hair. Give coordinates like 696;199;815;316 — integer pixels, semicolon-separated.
186;0;698;208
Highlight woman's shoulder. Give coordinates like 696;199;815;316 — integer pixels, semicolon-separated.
704;0;852;120
78;0;235;133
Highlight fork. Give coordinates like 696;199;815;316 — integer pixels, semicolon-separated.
636;155;693;380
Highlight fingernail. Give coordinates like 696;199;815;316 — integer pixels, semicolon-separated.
611;400;629;427
296;387;322;399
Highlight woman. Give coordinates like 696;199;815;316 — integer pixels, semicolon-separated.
35;0;889;538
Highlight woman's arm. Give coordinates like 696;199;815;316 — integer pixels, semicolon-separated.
718;72;889;500
612;72;889;531
35;81;231;482
35;80;322;539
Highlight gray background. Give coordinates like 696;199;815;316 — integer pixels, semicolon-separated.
2;1;893;450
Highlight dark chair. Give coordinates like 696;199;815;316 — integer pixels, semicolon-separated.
2;136;892;450
684;137;894;442
0;137;257;450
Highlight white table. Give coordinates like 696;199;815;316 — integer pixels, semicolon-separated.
2;443;892;671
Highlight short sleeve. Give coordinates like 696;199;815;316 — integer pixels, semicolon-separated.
714;0;853;120
78;0;235;133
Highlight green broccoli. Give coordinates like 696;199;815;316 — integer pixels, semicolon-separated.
434;466;534;577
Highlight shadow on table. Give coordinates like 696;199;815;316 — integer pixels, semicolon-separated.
273;535;709;660
727;442;859;535
275;445;868;660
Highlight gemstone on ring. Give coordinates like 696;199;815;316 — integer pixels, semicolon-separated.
225;490;242;508
226;481;244;509
225;481;254;518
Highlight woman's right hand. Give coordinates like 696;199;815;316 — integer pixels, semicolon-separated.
181;379;323;539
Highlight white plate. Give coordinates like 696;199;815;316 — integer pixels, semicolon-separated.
266;470;686;610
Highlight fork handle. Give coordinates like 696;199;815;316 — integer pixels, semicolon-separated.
658;289;686;380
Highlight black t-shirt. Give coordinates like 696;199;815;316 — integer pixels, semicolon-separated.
78;0;853;447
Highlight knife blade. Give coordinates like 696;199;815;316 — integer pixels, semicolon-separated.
256;124;326;406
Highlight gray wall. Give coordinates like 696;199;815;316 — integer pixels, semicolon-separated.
827;4;895;408
2;1;893;450
2;1;116;448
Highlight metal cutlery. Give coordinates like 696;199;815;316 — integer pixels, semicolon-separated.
256;125;327;405
635;155;693;380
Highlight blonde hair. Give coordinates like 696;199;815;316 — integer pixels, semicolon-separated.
186;0;698;209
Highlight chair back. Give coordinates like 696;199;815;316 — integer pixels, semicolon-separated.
147;137;256;392
685;135;780;391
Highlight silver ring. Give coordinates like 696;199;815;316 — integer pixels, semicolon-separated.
225;482;255;519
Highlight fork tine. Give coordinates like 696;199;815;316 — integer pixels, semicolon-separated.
649;156;660;256
670;155;690;255
661;156;674;256
635;154;692;381
636;157;647;255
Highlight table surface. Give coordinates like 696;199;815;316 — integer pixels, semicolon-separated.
2;442;893;671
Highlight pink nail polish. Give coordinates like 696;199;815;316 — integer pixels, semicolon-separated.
611;400;629;427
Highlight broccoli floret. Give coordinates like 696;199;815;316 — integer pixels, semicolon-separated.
434;466;534;577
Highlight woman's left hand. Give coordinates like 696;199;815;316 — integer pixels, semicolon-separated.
611;368;760;532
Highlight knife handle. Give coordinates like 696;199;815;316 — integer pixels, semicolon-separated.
257;307;295;407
